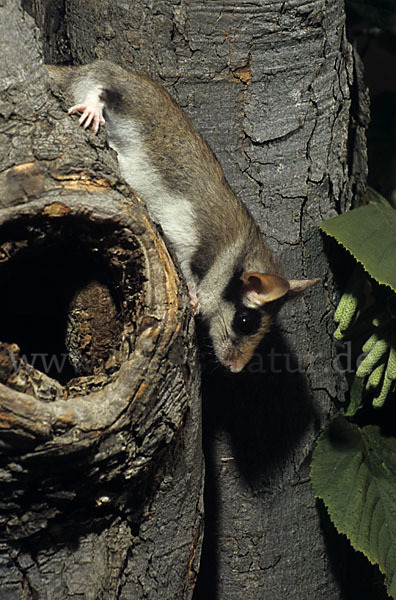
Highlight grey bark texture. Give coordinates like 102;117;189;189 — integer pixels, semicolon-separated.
0;2;203;600
1;0;374;599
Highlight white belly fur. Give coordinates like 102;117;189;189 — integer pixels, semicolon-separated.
105;113;198;283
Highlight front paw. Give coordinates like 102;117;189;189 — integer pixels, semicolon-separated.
187;284;200;315
68;103;105;134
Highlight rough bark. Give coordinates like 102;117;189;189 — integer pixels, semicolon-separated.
0;2;203;599
4;0;372;598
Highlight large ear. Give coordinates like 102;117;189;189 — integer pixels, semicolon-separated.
288;278;321;294
240;272;290;308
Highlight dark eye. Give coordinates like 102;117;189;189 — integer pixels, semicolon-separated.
232;307;261;336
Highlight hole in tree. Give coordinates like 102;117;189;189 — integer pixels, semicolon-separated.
0;247;114;383
0;215;143;387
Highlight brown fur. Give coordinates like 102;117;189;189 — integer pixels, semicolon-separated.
46;60;318;372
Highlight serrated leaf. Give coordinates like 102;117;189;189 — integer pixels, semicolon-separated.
319;198;396;292
311;416;396;598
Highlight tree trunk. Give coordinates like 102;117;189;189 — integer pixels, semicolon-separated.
0;3;203;600
3;0;371;598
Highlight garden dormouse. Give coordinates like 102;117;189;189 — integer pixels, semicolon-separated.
46;60;319;372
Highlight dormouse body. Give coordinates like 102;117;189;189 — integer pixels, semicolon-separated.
46;60;318;372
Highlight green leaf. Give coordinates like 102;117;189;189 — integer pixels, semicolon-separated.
319;196;396;292
311;416;396;598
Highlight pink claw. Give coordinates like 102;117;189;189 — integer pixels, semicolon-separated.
68;99;105;134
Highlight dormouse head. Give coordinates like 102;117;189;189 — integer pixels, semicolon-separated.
211;272;319;373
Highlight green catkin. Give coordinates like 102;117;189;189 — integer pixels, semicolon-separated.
372;375;393;408
366;361;386;389
334;268;365;339
356;338;389;377
334;293;359;340
372;345;396;408
362;332;380;355
334;291;355;324
386;344;396;380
